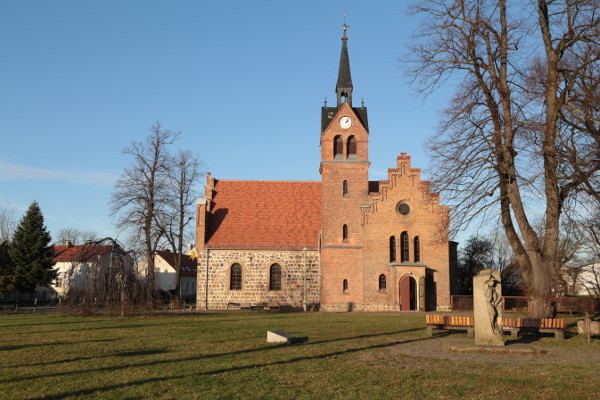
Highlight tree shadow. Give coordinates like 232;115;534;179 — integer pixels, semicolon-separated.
0;338;118;352
4;327;423;384
0;319;107;329
10;321;184;336
38;332;446;400
12;349;170;368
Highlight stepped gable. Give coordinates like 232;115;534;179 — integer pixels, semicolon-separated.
365;153;445;215
205;180;321;250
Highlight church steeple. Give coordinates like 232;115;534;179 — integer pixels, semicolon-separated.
336;24;353;106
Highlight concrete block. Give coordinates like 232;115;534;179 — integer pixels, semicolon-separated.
267;330;296;343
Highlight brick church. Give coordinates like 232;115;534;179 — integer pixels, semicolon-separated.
195;26;456;312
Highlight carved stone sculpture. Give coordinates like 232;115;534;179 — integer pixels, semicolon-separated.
474;269;505;346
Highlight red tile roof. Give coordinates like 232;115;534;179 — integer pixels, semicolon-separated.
155;250;197;276
53;245;116;262
206;180;321;250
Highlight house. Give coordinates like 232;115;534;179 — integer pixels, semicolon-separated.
195;26;457;312
52;241;131;297
153;250;197;301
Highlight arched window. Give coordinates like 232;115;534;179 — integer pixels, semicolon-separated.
342;180;348;196
379;274;387;291
343;224;348;242
269;263;282;291
400;231;409;262
414;236;421;262
334;135;343;159
347;136;357;159
343;279;349;294
389;236;396;262
230;263;242;290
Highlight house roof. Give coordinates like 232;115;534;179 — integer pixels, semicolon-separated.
54;244;116;262
206;180;321;250
155;250;197;276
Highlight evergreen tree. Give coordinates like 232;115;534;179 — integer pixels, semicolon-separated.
457;236;493;294
9;202;56;290
0;240;15;291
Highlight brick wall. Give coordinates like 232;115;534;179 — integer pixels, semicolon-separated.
196;249;320;310
362;154;452;311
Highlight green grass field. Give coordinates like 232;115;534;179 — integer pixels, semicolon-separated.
1;311;598;399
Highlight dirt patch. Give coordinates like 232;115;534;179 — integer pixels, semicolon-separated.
388;333;600;365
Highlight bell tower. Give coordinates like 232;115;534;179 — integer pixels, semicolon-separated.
319;25;370;311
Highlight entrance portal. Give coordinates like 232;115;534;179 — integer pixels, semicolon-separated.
400;275;417;311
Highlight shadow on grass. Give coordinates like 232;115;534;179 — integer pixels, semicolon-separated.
0;338;119;352
4;328;423;384
35;332;447;400
9;321;188;336
12;349;172;368
0;319;108;329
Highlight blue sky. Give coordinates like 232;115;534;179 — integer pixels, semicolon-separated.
0;1;458;242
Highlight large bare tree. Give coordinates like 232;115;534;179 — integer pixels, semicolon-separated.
156;150;202;302
55;228;98;245
0;206;16;243
110;123;178;306
410;0;599;317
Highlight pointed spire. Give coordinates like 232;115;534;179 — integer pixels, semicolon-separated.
336;24;353;106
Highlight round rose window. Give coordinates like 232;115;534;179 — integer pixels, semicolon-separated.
396;202;410;215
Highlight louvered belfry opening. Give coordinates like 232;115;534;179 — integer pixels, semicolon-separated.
347;136;357;159
334;135;343;159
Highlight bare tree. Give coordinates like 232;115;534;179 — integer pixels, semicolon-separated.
56;228;98;245
110;122;178;306
156;150;202;302
410;0;600;317
0;206;16;243
56;228;80;245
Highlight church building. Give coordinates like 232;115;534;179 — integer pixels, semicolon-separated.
195;27;456;312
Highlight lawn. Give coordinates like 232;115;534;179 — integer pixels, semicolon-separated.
1;311;598;399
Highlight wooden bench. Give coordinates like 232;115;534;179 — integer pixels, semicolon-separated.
426;315;566;340
426;315;474;338
502;317;566;340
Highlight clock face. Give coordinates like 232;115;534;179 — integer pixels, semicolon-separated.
339;116;352;129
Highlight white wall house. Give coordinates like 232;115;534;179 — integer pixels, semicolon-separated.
139;250;197;301
52;242;132;297
575;262;600;297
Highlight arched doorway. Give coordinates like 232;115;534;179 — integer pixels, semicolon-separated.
399;275;417;311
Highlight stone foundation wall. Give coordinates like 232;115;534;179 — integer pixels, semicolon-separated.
196;249;320;310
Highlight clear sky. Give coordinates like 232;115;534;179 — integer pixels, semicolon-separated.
0;0;458;243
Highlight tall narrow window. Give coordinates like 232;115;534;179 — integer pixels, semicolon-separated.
334;135;343;159
347;136;357;159
343;224;348;242
342;180;348;196
230;263;242;290
389;236;396;262
343;279;349;294
414;236;421;263
269;263;282;291
379;274;387;291
400;231;409;262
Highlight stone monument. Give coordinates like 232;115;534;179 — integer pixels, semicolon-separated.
473;269;505;346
